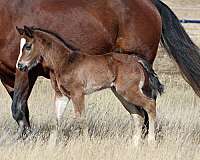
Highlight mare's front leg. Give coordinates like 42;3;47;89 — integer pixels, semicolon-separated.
11;68;39;136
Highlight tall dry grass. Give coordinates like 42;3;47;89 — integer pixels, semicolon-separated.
0;74;200;160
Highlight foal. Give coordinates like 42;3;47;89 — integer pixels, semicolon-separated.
16;26;163;144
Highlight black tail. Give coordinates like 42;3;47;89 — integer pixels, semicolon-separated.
154;0;200;96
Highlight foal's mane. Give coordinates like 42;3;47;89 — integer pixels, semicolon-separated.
32;27;80;52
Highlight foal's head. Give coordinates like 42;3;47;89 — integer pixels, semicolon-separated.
16;26;45;71
16;26;79;72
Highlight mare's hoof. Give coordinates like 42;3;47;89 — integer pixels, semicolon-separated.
16;127;32;140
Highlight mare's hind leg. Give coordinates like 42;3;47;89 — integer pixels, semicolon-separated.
115;84;156;144
111;87;148;145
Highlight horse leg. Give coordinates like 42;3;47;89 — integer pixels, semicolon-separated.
50;72;70;128
111;87;149;132
11;68;39;136
115;84;157;145
54;93;69;128
70;90;86;134
111;87;148;145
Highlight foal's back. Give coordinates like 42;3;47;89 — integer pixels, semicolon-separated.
69;53;146;90
73;53;145;81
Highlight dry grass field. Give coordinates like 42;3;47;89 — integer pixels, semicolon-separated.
0;1;200;160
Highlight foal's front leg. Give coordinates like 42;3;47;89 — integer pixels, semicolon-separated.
54;93;70;127
71;91;86;134
50;72;69;128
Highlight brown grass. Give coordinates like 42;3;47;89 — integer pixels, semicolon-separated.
0;1;200;159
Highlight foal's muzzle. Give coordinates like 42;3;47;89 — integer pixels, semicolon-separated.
17;63;28;72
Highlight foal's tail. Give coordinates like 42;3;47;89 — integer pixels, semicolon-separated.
139;59;164;98
154;0;200;96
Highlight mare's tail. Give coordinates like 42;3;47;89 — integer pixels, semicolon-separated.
154;0;200;96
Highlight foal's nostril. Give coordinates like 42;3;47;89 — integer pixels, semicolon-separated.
17;63;28;72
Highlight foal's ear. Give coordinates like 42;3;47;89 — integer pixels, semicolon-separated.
16;26;25;35
23;25;34;38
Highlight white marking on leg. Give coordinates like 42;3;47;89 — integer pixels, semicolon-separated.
55;96;69;124
139;78;145;95
17;120;25;135
148;116;156;145
16;38;26;68
111;82;115;87
131;114;144;146
19;120;24;128
137;60;146;94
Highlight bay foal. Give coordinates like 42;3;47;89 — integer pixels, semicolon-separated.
16;26;163;144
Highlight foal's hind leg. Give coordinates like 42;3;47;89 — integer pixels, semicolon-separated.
111;87;148;145
115;85;156;144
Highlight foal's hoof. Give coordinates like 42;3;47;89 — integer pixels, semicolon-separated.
148;136;157;147
72;118;88;136
133;135;143;147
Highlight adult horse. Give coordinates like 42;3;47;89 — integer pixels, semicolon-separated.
0;0;200;134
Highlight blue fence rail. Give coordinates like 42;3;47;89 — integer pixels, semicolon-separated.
180;20;200;24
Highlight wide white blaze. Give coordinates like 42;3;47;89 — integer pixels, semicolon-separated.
16;38;26;68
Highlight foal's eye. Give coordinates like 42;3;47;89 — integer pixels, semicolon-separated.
25;44;32;51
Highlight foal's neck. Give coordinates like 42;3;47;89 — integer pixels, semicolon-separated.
38;33;74;71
